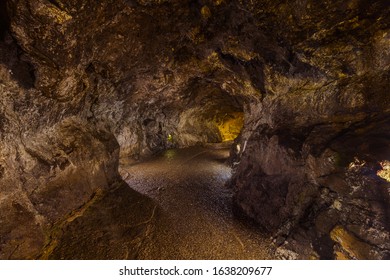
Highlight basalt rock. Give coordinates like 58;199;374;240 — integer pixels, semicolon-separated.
0;0;389;259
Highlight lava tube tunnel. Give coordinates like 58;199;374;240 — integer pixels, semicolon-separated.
0;0;389;260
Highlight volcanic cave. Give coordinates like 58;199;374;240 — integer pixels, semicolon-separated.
0;0;389;260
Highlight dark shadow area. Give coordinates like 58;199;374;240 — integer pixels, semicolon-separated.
0;1;35;89
0;1;10;40
47;181;159;260
0;38;36;90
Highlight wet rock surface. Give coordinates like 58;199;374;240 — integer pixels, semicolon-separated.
0;0;389;259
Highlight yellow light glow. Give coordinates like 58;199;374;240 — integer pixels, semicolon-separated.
377;160;390;182
216;112;244;142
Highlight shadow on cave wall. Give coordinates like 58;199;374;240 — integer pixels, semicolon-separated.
0;0;35;89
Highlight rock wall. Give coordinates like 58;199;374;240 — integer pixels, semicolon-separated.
0;0;389;259
0;34;121;258
228;0;390;259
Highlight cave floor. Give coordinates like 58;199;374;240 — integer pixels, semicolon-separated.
47;145;273;259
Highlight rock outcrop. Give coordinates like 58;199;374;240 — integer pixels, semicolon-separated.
0;0;389;259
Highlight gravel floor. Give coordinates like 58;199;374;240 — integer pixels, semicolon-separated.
49;145;273;259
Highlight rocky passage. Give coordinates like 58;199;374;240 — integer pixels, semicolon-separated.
46;146;272;259
0;0;389;259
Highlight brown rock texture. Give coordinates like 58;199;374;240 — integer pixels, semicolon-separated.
0;0;389;259
227;0;390;259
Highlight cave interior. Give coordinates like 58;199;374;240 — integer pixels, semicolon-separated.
0;0;389;260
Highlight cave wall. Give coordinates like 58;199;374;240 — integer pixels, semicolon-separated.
228;0;390;259
0;34;121;258
0;0;389;259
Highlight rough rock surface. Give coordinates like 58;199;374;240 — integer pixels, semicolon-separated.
0;0;389;259
227;0;390;259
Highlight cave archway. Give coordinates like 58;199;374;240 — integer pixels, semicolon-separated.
174;81;244;147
